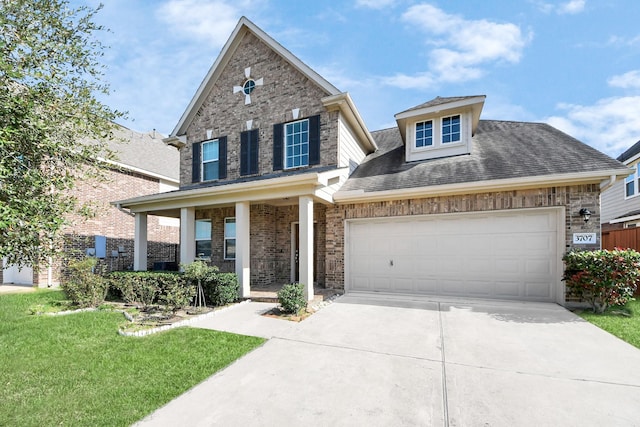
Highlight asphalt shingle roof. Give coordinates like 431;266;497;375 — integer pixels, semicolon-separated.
617;139;640;163
107;126;179;181
340;120;627;193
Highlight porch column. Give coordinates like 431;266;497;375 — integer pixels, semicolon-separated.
180;207;195;267
133;213;148;271
299;195;314;301
235;201;251;298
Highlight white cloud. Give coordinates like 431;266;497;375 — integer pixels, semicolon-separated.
558;0;586;14
156;0;241;47
608;70;640;89
546;96;640;157
388;4;531;90
534;0;586;14
355;0;396;9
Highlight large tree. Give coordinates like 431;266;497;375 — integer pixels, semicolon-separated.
0;0;123;269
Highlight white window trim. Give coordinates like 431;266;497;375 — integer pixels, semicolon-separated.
284;118;309;170
201;139;219;182
195;219;211;259
412;115;464;152
224;217;236;260
624;164;640;200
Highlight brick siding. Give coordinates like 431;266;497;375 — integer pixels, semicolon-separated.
181;31;339;187
324;185;601;289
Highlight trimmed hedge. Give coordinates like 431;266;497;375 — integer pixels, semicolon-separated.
109;271;195;311
183;261;239;307
563;248;640;313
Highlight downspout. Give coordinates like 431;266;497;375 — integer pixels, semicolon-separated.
600;175;617;192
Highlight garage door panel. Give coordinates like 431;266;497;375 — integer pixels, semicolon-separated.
347;209;559;303
525;282;553;298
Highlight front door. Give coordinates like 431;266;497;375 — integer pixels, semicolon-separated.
293;223;317;283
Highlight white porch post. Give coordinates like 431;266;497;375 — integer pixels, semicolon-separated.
299;196;314;301
180;207;196;267
133;213;148;271
236;201;251;298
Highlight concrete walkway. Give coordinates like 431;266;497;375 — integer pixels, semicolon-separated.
0;284;36;294
135;294;640;426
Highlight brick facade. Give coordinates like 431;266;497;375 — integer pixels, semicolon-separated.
324;185;600;289
29;166;179;287
196;202;327;287
181;32;339;187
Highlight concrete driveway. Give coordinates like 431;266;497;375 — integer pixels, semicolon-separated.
135;294;640;426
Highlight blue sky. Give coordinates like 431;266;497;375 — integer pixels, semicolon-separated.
75;0;640;158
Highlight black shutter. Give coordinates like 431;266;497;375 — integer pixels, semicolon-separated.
309;115;320;165
192;142;201;183
273;123;283;171
218;136;227;180
249;129;259;174
240;131;249;176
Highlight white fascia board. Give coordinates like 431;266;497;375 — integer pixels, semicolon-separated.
394;96;486;120
322;93;377;153
333;169;630;203
113;172;324;211
171;17;340;138
610;214;640;224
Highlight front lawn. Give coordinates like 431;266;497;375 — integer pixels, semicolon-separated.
0;290;265;426
579;299;640;349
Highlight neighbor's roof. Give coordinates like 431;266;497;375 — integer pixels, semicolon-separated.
617;139;640;163
103;126;179;182
338;120;629;196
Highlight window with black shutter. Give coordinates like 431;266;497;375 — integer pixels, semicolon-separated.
240;129;259;176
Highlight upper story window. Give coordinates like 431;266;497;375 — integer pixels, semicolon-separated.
413;114;464;150
202;139;219;181
224;217;236;260
416;120;433;147
192;137;227;184
195;219;211;258
625;164;640;198
273;115;320;171
285;119;309;169
442;115;461;143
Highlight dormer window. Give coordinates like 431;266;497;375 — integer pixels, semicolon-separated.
396;95;486;162
416;121;433;147
442;115;461;143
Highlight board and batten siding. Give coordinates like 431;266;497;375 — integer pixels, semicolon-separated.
601;172;640;224
337;114;367;175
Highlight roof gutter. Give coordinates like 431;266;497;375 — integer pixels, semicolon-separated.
333;169;631;203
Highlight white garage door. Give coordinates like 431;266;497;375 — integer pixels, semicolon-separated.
347;209;562;302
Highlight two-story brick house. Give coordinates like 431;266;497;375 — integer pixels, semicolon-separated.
1;125;180;287
116;17;629;305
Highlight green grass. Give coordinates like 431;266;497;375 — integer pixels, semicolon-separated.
579;299;640;349
0;290;265;426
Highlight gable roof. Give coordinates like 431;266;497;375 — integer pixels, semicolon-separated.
396;95;486;116
104;126;179;182
617;139;640;163
170;16;341;138
335;120;629;201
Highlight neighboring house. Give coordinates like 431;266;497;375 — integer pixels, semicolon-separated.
600;140;640;249
0;126;180;287
116;17;628;305
601;140;640;231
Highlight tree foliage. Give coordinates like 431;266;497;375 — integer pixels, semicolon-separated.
0;0;123;268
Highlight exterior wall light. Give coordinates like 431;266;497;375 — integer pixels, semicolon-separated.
579;208;592;223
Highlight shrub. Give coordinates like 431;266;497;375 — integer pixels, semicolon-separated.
109;271;161;308
155;273;195;312
61;257;109;307
204;272;239;307
563;248;640;313
277;283;307;314
183;261;217;307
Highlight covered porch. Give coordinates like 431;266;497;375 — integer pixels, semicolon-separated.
114;170;345;301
